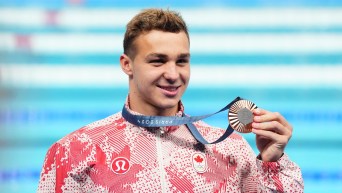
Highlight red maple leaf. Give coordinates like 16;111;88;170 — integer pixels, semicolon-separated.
89;145;144;192
194;155;204;163
202;148;238;192
44;138;93;193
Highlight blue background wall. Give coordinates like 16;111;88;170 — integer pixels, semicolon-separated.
1;0;342;192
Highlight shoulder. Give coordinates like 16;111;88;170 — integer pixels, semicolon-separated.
44;112;126;162
57;112;125;146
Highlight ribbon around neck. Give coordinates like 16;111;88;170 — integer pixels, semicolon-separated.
122;96;244;145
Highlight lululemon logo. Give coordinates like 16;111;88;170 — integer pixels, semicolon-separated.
111;157;131;175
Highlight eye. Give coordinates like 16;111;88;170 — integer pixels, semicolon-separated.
177;58;189;65
149;59;165;65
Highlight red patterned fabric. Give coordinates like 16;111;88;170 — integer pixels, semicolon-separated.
37;103;304;192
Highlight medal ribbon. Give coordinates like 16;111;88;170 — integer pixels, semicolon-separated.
122;96;243;144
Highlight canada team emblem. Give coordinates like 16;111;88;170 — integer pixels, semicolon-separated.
111;157;131;175
192;153;207;173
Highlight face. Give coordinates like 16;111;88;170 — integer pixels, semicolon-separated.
120;30;190;116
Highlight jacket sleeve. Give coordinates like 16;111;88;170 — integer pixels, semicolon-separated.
37;142;80;193
255;153;304;192
241;139;304;193
37;143;58;193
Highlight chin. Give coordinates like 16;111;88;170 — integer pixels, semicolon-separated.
156;99;180;109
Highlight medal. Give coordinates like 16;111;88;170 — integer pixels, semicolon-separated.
228;100;257;133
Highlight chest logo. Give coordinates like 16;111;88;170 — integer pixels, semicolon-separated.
192;153;207;173
111;157;131;175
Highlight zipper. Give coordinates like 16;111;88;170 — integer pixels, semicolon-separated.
156;129;167;192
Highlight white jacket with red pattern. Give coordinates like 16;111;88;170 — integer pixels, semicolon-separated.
37;103;304;193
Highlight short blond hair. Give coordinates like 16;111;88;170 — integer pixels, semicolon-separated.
123;8;189;58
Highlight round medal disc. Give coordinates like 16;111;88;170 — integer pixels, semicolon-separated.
228;100;257;133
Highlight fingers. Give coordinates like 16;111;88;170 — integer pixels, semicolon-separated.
252;108;293;139
252;128;290;144
253;108;293;132
252;120;289;135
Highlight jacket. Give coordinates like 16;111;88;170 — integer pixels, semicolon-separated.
37;102;304;193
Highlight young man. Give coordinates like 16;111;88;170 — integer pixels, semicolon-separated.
37;9;304;192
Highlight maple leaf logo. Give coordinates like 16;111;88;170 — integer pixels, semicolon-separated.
194;155;204;163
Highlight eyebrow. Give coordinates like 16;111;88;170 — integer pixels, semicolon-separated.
145;53;168;59
145;53;190;59
178;53;190;58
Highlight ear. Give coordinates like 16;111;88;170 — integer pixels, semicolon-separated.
120;54;133;76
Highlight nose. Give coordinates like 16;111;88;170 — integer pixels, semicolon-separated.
163;62;179;82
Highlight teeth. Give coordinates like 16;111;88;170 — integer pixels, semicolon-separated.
160;86;177;91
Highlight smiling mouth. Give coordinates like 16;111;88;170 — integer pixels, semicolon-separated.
158;85;180;96
158;86;179;91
